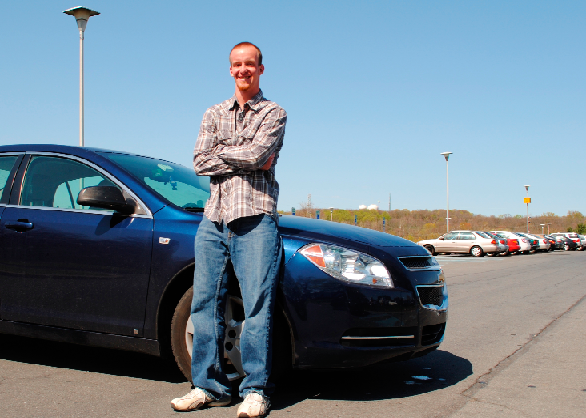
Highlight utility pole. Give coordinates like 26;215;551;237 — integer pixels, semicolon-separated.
524;185;531;233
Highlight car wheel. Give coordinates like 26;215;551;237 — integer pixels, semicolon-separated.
470;246;484;257
522;250;530;254
500;250;510;256
424;245;437;256
564;244;570;251
170;287;246;382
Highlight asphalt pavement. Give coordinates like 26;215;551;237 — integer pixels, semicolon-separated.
0;250;585;417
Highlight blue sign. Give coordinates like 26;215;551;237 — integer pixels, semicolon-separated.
292;207;295;216
316;210;320;220
354;214;357;226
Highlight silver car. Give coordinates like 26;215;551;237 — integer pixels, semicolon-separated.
417;230;501;257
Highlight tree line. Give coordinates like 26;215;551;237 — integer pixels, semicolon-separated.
280;204;586;242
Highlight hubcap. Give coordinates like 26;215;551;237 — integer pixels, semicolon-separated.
185;295;246;381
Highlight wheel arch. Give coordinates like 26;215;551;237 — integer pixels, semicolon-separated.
156;263;195;360
155;262;296;368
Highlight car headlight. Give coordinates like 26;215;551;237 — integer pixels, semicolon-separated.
299;243;394;288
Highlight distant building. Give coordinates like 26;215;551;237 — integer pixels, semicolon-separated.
359;205;367;210
367;204;379;211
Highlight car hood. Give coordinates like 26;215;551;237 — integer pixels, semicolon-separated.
278;215;427;257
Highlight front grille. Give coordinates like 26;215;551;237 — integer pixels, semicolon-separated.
399;256;435;269
340;327;417;347
417;285;444;306
422;323;446;345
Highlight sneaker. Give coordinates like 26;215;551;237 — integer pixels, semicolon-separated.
237;392;270;417
170;388;231;411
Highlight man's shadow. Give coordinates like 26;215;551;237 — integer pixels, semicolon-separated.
269;350;472;410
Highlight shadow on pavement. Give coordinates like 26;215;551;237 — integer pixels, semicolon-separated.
270;349;472;411
0;334;186;383
0;335;471;408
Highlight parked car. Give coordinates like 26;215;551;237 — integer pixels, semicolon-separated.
489;232;520;255
515;232;542;253
551;234;578;251
484;231;509;256
0;144;448;381
559;232;582;249
544;234;562;250
579;235;586;251
491;231;532;254
527;233;552;252
417;230;501;257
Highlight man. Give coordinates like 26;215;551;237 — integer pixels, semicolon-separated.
171;42;286;418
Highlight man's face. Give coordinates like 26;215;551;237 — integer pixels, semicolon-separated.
229;45;264;92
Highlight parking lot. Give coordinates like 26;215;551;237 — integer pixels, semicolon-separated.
1;250;585;417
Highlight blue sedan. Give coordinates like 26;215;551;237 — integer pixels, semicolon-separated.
0;144;448;380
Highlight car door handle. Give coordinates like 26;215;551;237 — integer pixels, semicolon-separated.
5;220;34;231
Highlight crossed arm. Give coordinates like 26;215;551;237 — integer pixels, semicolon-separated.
193;108;286;176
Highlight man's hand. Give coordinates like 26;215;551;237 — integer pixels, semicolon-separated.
261;153;275;171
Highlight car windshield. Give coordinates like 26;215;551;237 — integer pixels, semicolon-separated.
99;152;210;211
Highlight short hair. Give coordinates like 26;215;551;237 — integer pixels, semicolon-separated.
230;42;263;66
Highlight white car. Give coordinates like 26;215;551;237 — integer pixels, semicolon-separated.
523;233;551;252
417;230;501;257
491;231;532;254
579;235;586;251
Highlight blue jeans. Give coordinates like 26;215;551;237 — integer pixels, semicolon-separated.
190;214;282;400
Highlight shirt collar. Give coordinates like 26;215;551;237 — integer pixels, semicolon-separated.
227;89;265;111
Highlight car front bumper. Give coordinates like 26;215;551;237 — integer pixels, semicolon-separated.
281;253;448;369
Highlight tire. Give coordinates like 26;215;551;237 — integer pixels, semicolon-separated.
564;244;570;251
470;246;484;257
522;250;530;254
170;286;246;382
424;245;437;256
500;250;510;257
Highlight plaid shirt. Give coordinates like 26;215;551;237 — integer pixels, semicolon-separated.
193;90;287;224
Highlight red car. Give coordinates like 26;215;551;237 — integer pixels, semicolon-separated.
489;232;520;255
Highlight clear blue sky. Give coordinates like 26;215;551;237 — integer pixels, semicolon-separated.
1;1;584;217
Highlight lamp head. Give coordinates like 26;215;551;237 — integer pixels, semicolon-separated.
63;6;100;32
524;185;530;192
440;151;453;161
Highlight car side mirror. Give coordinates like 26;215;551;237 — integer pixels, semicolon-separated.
438;236;444;240
77;186;135;215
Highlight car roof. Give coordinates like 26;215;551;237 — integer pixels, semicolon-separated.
0;144;163;161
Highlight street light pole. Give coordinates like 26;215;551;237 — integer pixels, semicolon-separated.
440;152;453;232
64;6;100;147
524;185;530;233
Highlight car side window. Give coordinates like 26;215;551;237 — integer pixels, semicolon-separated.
443;232;457;240
20;156;119;211
459;232;475;240
0;155;19;202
